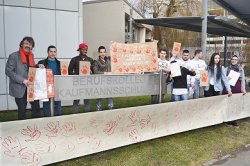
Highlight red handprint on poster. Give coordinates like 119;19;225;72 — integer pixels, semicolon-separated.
79;61;90;75
60;61;69;75
200;71;208;86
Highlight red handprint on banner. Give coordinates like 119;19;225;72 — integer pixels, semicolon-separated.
152;58;157;63
103;120;118;135
45;121;61;137
60;141;75;153
61;122;76;137
139;115;151;129
21;125;41;142
2;136;23;157
20;150;40;166
35;137;56;154
129;129;141;142
127;111;140;127
113;55;118;63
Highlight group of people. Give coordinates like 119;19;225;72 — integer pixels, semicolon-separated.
154;48;247;126
5;36;113;120
5;36;247;123
155;48;246;102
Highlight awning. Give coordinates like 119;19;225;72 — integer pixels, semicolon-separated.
134;16;250;38
213;0;250;26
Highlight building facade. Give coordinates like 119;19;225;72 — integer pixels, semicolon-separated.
0;0;83;111
82;0;152;59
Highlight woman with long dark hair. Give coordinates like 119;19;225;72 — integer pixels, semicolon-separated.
204;53;232;97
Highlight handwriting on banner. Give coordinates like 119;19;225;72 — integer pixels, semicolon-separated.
110;41;158;73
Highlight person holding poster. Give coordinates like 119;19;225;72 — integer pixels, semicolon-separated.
168;60;196;101
68;43;94;113
38;45;61;117
93;46;114;111
204;53;232;97
5;36;44;120
190;49;207;99
222;55;247;127
151;48;170;104
222;55;246;95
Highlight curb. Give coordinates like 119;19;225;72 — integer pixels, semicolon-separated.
202;144;250;166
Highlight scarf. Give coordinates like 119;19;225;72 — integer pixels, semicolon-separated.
19;48;34;67
227;64;243;80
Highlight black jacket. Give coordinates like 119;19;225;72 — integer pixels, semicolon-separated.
172;67;196;89
93;56;111;74
68;55;94;75
38;58;61;75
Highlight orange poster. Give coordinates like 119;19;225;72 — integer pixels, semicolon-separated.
27;67;36;102
60;61;69;75
46;69;54;98
200;70;209;86
79;61;90;75
110;41;158;73
172;42;181;55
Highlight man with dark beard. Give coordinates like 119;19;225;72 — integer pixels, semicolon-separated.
5;36;44;120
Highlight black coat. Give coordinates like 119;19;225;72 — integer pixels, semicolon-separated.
38;58;61;75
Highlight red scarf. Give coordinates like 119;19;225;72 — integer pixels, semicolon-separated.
19;48;34;67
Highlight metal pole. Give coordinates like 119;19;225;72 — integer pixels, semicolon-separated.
201;0;208;60
129;8;133;43
224;36;227;66
49;97;55;116
158;70;163;103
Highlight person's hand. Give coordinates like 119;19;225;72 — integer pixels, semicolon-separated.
191;83;195;89
38;64;45;68
227;76;231;80
243;90;247;95
228;91;233;97
23;79;31;86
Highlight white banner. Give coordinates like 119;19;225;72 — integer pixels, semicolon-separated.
0;94;249;165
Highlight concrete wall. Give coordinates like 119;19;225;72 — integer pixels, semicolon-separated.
0;0;82;111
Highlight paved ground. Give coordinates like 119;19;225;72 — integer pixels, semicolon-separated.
211;146;250;166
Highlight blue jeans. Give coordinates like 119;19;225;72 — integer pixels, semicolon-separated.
96;98;113;111
170;81;175;102
72;99;90;113
173;94;188;101
43;101;61;117
193;78;200;99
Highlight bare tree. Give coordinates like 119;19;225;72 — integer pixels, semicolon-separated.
128;0;202;49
